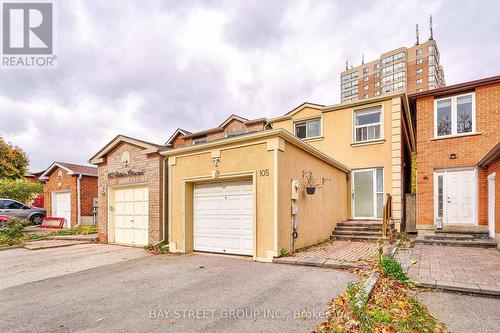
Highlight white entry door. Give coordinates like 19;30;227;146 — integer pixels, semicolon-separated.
193;180;253;256
435;168;476;225
53;191;71;228
113;187;149;246
352;168;384;219
488;173;496;237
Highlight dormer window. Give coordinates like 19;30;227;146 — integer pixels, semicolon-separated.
225;130;246;138
192;137;207;145
294;118;321;139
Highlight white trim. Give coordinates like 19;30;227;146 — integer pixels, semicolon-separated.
352;104;384;143
488;172;496;238
434;92;476;139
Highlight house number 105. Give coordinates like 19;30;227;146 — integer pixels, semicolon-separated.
259;169;269;177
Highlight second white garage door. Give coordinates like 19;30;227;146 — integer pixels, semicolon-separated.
113;187;149;246
193;180;253;256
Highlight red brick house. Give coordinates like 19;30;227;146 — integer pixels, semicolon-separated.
409;75;500;243
39;162;98;228
478;142;500;246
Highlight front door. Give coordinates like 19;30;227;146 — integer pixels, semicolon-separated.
435;168;476;225
352;168;383;219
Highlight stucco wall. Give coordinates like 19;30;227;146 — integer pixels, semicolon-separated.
271;98;404;221
168;140;275;260
96;142;164;245
278;141;348;253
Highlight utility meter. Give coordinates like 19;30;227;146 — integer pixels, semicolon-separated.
291;179;300;200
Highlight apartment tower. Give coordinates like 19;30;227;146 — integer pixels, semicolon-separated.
340;17;445;103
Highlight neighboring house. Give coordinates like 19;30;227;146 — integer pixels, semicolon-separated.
89;135;167;246
24;170;45;183
478;142;500;246
167;114;268;147
269;92;415;232
39;162;98;228
409;75;500;237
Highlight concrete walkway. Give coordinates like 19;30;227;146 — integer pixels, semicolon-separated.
274;240;387;269
407;244;500;296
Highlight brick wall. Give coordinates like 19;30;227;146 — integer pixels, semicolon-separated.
416;83;500;227
96;142;163;245
80;176;98;216
175;119;266;148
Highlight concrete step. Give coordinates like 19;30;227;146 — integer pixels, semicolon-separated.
424;234;475;241
415;237;497;248
331;234;391;242
333;230;383;237
337;221;383;227
334;225;383;231
435;229;490;239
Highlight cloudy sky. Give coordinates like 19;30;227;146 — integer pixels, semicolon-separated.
1;0;499;171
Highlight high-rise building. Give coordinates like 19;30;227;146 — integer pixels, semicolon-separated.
340;18;445;103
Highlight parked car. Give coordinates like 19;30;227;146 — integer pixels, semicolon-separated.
0;199;46;224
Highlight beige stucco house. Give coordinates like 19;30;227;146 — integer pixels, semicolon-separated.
269;92;415;231
164;129;349;262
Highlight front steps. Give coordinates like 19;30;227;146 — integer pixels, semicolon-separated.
416;229;496;248
331;220;395;242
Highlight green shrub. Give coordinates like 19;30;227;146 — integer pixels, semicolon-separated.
280;248;289;257
0;217;30;246
380;255;409;282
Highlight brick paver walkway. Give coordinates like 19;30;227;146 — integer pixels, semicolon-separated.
294;240;386;263
408;244;500;293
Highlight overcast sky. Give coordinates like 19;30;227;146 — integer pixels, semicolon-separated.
1;0;499;171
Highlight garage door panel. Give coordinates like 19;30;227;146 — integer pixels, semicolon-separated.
113;187;149;246
194;180;253;256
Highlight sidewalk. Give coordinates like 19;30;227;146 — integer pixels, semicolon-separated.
404;244;500;296
273;240;389;270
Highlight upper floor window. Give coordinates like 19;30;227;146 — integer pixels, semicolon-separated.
192;137;207;145
416;58;423;65
294;118;321;139
434;93;475;137
363;76;369;82
416;78;423;84
363;85;369;91
374;64;379;71
354;107;382;142
416;68;423;75
363;67;369;74
363;94;369;99
416;48;423;56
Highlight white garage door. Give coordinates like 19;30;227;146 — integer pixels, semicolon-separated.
113;187;149;246
194;180;253;256
53;191;71;228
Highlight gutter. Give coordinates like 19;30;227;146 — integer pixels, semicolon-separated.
76;174;82;225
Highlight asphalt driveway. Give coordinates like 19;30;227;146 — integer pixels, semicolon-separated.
0;245;356;333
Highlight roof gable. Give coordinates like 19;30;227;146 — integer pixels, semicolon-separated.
39;162;97;180
165;128;191;145
89;135;163;164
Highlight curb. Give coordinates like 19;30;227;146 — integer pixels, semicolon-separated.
272;257;370;271
354;239;401;306
0;245;23;251
415;281;500;298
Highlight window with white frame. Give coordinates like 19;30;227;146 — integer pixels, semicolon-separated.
354;107;382;142
435;93;475;137
416;68;423;74
294;118;321;139
416;58;423;65
416;78;423;84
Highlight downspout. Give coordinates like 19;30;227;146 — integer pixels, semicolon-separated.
153;156;168;247
77;174;82;225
